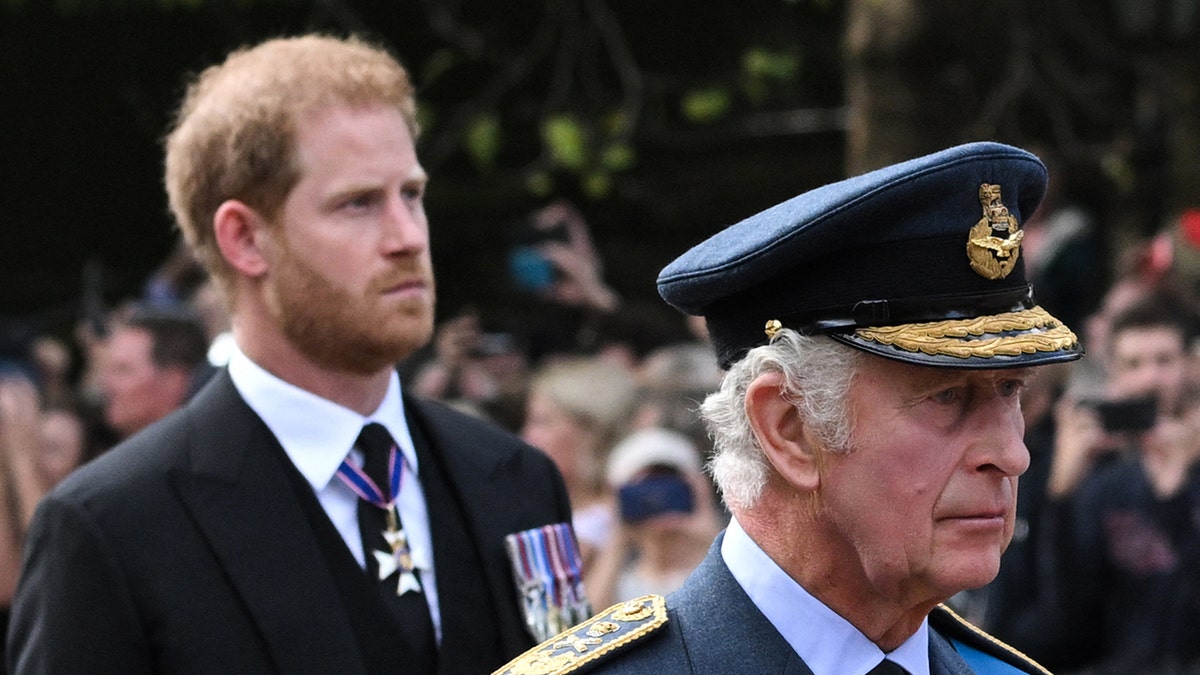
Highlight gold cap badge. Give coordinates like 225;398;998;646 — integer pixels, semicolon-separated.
967;183;1023;280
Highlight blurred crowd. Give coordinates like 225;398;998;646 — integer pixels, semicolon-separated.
4;186;1200;672
955;202;1200;673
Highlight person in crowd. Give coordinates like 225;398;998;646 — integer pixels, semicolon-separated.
497;142;1082;674
1062;231;1193;402
27;335;74;410
96;305;211;439
521;356;637;573
1019;146;1107;333
508;200;620;314
584;301;686;374
631;342;725;454
1046;284;1199;502
140;239;210;310
410;310;532;432
33;404;87;493
187;277;237;369
0;379;90;674
498;199;627;363
0;375;46;671
584;427;721;608
8;34;574;674
1037;295;1200;672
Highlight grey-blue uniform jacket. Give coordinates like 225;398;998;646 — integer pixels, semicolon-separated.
496;533;1049;675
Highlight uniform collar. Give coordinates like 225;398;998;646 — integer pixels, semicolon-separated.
721;517;930;675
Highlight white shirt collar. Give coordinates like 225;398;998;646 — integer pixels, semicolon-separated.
721;517;930;675
226;344;420;492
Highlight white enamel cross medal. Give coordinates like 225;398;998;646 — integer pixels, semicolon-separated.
373;505;422;596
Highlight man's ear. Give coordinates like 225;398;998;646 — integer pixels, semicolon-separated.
213;200;271;278
745;371;822;492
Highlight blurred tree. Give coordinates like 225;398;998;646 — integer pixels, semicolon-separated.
0;0;846;330
845;0;1200;242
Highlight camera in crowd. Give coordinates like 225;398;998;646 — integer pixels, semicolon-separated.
617;468;695;524
1084;396;1158;434
507;217;569;293
0;317;37;382
607;427;703;525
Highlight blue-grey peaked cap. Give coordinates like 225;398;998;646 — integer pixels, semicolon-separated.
657;141;1083;369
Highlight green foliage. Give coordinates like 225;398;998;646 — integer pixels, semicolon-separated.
681;87;732;124
533;112;633;198
599;142;634;172
465;113;501;171
681;47;802;122
415;104;436;138
3;0;282;11
525;170;554;199
742;48;802;104
421;49;459;88
742;47;800;82
541;114;589;171
602;110;631;137
35;0;822;204
581;170;612;200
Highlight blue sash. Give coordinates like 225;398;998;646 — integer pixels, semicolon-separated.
951;639;1028;674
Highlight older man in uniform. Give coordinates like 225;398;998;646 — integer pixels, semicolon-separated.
496;142;1081;675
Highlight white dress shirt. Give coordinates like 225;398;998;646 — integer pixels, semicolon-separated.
227;345;442;639
722;517;929;675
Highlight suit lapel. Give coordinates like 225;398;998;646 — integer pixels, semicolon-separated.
170;372;365;674
404;398;500;672
405;396;553;655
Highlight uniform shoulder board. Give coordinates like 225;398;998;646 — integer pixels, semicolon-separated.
933;604;1051;675
493;594;668;675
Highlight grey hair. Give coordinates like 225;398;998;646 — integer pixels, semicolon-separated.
700;330;861;510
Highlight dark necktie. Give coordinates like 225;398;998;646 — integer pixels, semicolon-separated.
357;423;438;672
867;659;909;675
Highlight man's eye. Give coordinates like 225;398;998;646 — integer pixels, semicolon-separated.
337;192;379;210
401;185;427;204
997;379;1024;397
932;389;961;405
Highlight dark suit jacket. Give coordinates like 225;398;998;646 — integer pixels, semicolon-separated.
7;370;571;674
582;534;1049;674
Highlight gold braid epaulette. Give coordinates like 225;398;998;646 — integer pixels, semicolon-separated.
492;595;668;675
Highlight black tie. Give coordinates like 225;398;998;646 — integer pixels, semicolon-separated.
357;423;438;672
867;659;909;675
